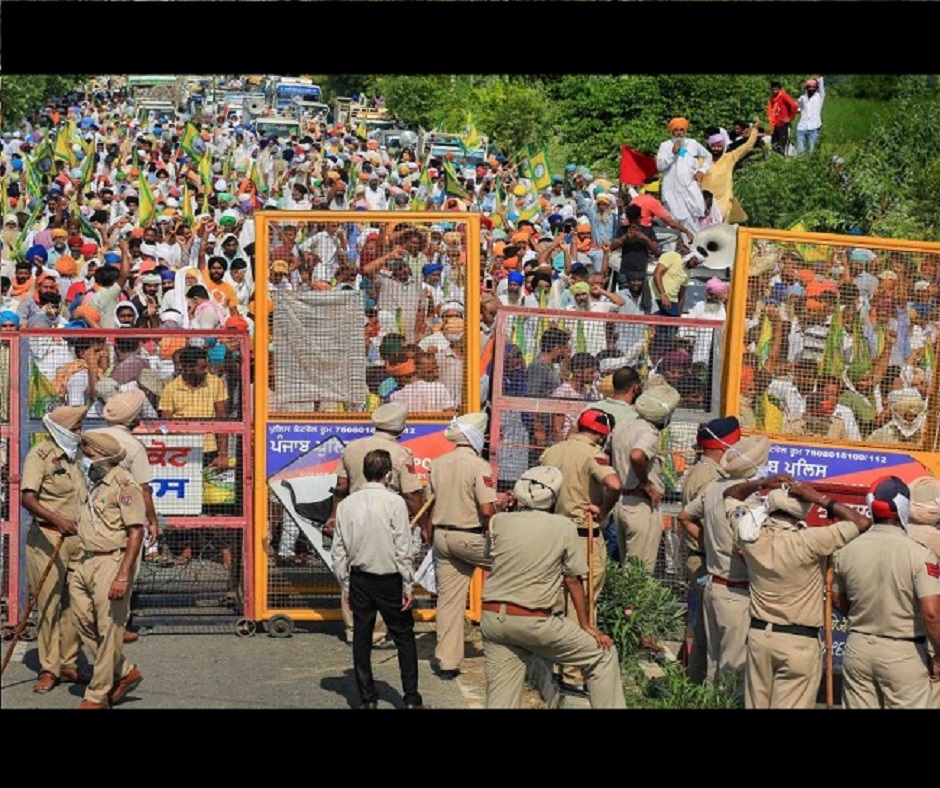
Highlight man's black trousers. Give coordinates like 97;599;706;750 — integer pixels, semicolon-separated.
350;568;422;707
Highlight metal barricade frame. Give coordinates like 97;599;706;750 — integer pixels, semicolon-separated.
13;327;254;632
253;211;482;628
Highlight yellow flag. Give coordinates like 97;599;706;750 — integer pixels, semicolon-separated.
138;172;156;228
53;127;76;166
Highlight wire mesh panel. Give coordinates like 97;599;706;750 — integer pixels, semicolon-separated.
489;305;725;596
732;234;940;452
254;211;481;624
20;328;253;629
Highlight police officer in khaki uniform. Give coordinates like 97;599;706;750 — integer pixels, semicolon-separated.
678;434;791;699
832;476;940;709
679;417;741;683
21;405;90;694
426;411;497;679
540;408;621;690
610;383;680;572
732;483;871;708
328;402;425;645
481;466;626;709
94;389;161;645
70;431;146;709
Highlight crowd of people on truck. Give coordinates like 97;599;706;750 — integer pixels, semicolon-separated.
2;75;938;710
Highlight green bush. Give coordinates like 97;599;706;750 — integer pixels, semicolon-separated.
596;557;685;655
596;557;741;709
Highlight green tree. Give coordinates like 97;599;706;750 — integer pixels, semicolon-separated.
1;75;89;129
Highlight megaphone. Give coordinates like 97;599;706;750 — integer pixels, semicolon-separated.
692;223;737;270
248;98;266;116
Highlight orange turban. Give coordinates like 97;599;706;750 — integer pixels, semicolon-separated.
387;359;416;376
55;255;78;277
668;117;690;133
502;256;520;270
72;304;101;325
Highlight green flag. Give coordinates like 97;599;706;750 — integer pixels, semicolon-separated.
180;121;207;162
442;160;469;199
138;171;156;228
820;301;844;377
23;156;44;199
526;146;552;191
14;200;44;258
74;199;102;245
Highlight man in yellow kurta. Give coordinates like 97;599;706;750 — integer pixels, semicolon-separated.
701;121;761;224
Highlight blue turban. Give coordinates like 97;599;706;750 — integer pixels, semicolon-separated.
697;416;741;449
26;244;48;263
160;268;176;282
0;310;20;326
507;271;525;286
104;252;121;265
422;262;444;278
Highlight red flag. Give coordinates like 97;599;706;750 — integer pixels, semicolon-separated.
619;145;658;187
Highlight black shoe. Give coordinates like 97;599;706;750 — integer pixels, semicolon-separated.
404;702;426;709
360;700;378;709
436;669;460;680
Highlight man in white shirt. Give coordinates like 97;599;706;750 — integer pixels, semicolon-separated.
796;77;825;155
390;352;458;413
331;448;422;709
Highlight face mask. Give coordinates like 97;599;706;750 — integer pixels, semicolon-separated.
444;333;463;343
42;414;81;461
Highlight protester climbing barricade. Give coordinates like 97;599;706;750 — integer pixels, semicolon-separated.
488;304;726;596
12;327;253;634
253;211;481;633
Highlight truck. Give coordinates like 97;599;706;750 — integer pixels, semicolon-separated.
126;75;184;115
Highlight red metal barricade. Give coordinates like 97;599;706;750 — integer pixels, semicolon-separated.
10;328;254;635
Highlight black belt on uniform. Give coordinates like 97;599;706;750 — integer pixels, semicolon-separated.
750;618;818;639
576;527;604;537
435;526;485;534
849;629;926;644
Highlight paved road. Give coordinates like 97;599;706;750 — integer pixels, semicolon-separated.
1;621;489;710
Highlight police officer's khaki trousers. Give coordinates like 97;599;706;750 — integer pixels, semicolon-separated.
433;529;491;671
842;632;937;709
25;525;83;677
557;532;606;686
745;627;822;709
481;608;626;709
69;553;137;705
702;579;750;698
686;554;708;684
614;495;661;573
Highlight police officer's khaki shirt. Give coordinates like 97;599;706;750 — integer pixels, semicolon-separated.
737;520;860;628
428;446;497;528
21;438;88;524
78;466;146;553
337;431;422;495
540;432;618;526
832;524;940;640
93;425;153;485
610;417;663;495
683;478;750;582
483;510;588;611
680;455;727;553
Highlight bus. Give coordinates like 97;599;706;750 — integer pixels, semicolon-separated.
273;78;322;113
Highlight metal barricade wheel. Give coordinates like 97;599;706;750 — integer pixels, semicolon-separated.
20;622;38;642
1;624;15;642
234;618;257;638
267;614;294;638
